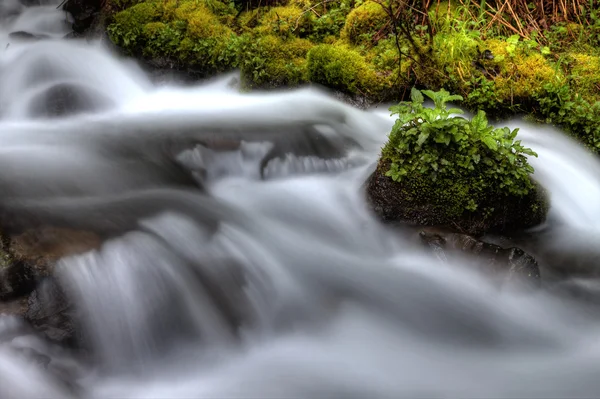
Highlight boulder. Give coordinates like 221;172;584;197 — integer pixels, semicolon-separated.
8;31;49;41
419;229;541;288
62;0;104;34
0;227;101;346
366;160;549;235
28;82;113;119
25;278;79;347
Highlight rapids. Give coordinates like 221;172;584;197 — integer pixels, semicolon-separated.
3;1;600;398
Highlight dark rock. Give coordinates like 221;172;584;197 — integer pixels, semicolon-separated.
28;82;113;119
25;278;79;347
0;261;35;300
366;161;548;235
62;0;104;35
8;31;49;41
0;228;100;345
419;230;541;288
0;235;35;301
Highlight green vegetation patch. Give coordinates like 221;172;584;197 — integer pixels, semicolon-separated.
104;0;600;149
368;88;547;234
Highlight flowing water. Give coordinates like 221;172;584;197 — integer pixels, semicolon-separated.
3;2;600;398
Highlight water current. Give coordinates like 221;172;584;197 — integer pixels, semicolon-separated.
2;1;600;398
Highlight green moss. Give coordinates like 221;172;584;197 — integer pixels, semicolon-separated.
239;35;313;88
340;1;388;45
369;89;547;234
565;53;600;103
254;5;309;37
103;0;600;151
108;2;162;49
432;31;479;83
307;43;384;95
107;0;237;73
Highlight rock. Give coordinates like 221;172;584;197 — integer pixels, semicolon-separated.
0;227;101;346
25;278;79;347
0;236;35;301
62;0;104;34
28;82;113;119
366;160;549;235
8;31;49;41
0;260;35;301
419;229;541;288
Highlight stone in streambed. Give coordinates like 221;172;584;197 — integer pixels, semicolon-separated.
419;229;541;288
28;82;114;119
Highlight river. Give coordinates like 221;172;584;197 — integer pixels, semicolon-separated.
2;1;600;398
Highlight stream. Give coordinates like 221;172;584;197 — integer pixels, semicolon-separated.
3;1;600;398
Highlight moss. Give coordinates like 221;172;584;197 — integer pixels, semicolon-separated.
340;1;388;45
108;2;162;49
565;53;600;103
108;0;238;73
239;35;314;88
433;31;479;82
307;43;385;96
367;160;548;235
468;38;563;106
254;5;310;37
173;2;232;39
371;158;549;235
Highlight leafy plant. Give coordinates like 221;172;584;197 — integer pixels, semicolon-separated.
383;88;538;212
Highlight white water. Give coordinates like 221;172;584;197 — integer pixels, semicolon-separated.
3;2;600;398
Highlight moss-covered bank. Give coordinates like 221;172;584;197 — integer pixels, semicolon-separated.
102;0;600;149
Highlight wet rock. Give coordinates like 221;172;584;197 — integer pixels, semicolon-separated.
62;0;104;35
0;261;35;301
25;278;78;347
366;161;548;235
419;230;541;288
0;227;101;346
28;82;113;119
0;237;35;301
8;31;49;41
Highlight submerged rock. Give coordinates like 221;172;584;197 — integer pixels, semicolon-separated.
8;31;49;41
28;82;113;119
0;227;101;346
419;229;541;288
62;0;104;34
0;236;35;301
25;278;79;347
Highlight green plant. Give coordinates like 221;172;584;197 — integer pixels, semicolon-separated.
383;88;537;213
535;82;600;150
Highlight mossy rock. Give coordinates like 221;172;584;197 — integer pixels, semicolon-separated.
366;159;549;235
239;35;313;88
340;1;388;45
307;43;387;96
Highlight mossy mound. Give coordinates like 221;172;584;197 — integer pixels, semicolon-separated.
307;43;386;95
239;34;313;87
101;0;600;148
366;160;548;235
107;0;239;75
366;88;548;236
340;1;389;45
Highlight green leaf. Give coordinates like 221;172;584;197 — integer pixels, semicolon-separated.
481;136;498;151
417;132;429;146
447;108;464;115
410;88;424;104
507;34;520;45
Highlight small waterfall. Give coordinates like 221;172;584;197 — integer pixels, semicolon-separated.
4;1;600;398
